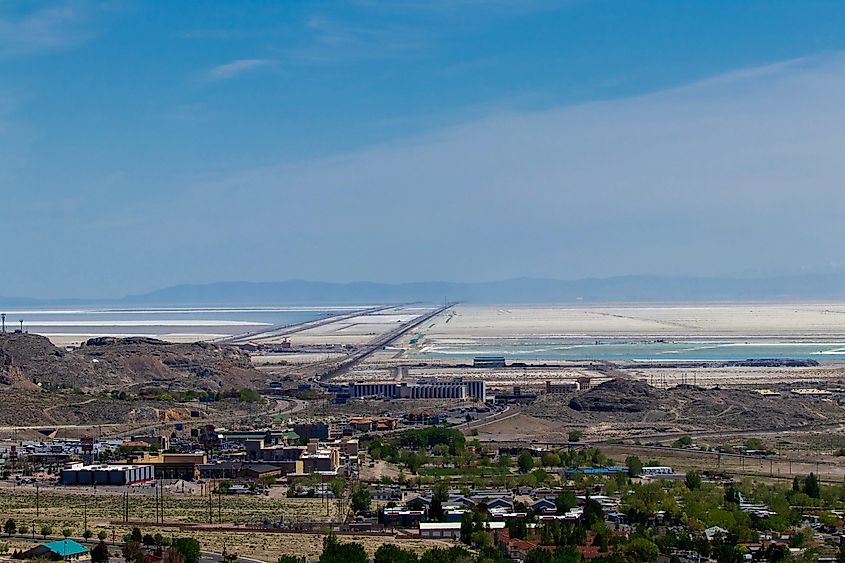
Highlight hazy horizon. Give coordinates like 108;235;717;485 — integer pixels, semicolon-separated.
4;2;845;298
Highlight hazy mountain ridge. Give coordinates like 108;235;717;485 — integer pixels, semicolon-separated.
4;274;845;306
90;274;845;305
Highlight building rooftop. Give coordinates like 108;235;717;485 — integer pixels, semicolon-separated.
42;540;89;557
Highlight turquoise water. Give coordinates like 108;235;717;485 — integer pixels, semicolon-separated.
414;341;845;361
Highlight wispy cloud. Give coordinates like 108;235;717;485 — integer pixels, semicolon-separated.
352;0;568;17
278;15;429;64
158;53;845;281
203;58;272;82
179;28;252;41
0;1;93;57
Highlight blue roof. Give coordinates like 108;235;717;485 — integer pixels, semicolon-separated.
43;539;89;557
565;466;628;475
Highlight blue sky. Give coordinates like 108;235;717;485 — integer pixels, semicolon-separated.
3;1;845;298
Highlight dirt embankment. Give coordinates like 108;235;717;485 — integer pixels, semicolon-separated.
0;333;265;393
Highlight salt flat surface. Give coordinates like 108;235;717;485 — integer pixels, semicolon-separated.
424;304;845;339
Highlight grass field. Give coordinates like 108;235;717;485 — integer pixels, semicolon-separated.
0;487;339;528
0;488;449;561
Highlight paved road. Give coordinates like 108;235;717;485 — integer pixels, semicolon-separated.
320;302;455;380
216;304;400;345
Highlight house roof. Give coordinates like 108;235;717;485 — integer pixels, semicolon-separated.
43;539;89;557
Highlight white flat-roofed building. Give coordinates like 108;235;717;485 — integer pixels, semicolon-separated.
419;521;504;539
641;466;673;476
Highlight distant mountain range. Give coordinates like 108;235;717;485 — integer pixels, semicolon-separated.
4;274;845;306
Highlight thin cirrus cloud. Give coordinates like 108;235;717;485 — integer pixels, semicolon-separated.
0;2;92;58
147;52;845;283
202;58;272;82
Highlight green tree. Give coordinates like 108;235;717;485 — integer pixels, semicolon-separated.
404;452;425;474
460;512;474;545
627;537;660;562
173;537;201;563
83;529;93;540
122;541;146;563
568;431;583;443
527;547;582;563
319;533;367;563
673;435;693;448
130;527;143;543
374;543;419;563
97;530;107;541
542;451;562;467
428;497;444;522
61;528;72;538
39;524;52;538
685;471;702;491
418;546;472;563
3;519;15;536
581;498;604;528
238;388;260;402
555;491;577;515
626;455;643;477
91;541;110;563
724;483;741;506
744;437;764;451
803;473;821;499
765;543;789;562
506;517;528;540
350;484;372;513
432;481;449;502
329;479;345;499
518;450;535;473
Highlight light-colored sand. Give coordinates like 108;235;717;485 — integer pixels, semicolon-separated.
413;303;845;340
284;307;436;346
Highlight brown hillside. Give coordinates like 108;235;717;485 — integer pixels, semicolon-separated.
0;333;265;393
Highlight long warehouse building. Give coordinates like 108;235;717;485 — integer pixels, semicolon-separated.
60;462;154;486
349;378;487;401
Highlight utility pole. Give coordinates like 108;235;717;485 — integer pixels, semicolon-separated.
1;313;5;333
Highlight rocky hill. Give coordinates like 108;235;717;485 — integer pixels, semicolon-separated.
568;379;663;413
0;333;265;393
528;378;845;434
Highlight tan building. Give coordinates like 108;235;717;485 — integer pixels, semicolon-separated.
128;452;207;480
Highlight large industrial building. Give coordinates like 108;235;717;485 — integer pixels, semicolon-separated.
60;462;154;486
473;356;506;368
349;378;487;401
